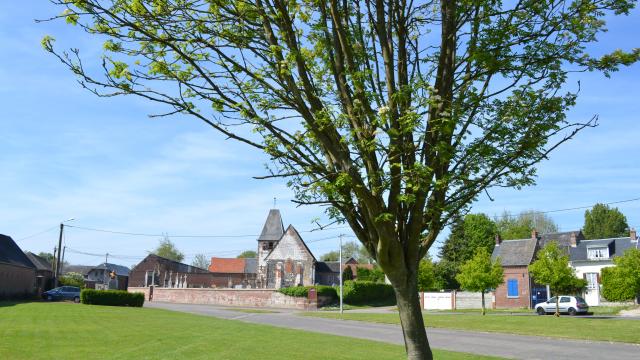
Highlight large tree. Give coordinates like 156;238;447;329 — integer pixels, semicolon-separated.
44;1;639;358
455;248;503;315
495;210;558;240
583;203;629;239
152;236;185;262
191;253;210;269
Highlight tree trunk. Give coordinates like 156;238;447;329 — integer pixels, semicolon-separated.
393;280;433;360
555;297;560;317
481;290;486;316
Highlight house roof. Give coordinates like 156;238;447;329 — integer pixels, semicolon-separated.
91;262;130;276
131;254;211;274
0;234;35;269
25;252;52;272
265;225;317;262
257;209;285;242
569;237;638;262
491;238;537;266
316;261;341;273
209;258;247;273
538;231;584;248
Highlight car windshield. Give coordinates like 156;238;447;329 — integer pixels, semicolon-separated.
547;297;557;303
575;296;587;303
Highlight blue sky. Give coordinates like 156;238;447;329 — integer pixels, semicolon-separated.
1;2;639;268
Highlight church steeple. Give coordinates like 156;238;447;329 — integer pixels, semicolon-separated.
257;209;284;287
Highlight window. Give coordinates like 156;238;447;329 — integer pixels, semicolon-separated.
587;247;609;260
560;297;570;303
547;296;557;303
586;273;598;290
507;279;519;297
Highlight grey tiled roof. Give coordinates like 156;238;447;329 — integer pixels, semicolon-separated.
244;258;257;274
0;234;35;269
62;265;93;275
25;252;52;272
569;237;638;262
491;238;537;266
257;209;285;242
315;261;340;273
538;231;584;248
91;262;130;276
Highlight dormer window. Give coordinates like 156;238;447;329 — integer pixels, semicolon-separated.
587;247;609;260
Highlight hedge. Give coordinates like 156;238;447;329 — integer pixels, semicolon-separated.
342;280;396;306
601;267;637;302
80;289;145;307
278;285;338;301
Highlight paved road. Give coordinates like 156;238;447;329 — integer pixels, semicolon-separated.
146;302;640;360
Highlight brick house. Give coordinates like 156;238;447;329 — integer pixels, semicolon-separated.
25;252;54;294
129;254;214;288
491;233;538;308
0;234;36;299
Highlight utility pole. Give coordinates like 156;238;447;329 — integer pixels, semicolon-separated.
54;223;64;287
339;234;344;315
60;246;66;274
52;247;57;274
104;253;109;289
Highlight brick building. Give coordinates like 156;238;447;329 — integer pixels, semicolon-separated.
491;233;538;309
209;257;257;288
129;254;215;288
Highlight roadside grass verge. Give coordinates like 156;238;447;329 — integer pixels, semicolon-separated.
0;302;502;360
302;311;640;344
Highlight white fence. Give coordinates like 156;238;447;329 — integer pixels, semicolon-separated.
421;291;493;310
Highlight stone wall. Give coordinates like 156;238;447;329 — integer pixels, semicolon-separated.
129;287;314;310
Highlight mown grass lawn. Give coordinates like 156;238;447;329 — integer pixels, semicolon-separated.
0;302;502;360
302;311;640;344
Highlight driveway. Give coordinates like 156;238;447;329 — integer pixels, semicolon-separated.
146;302;640;360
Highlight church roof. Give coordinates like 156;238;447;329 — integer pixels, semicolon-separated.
257;209;285;242
265;225;316;262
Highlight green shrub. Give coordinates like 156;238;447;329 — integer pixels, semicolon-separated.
341;280;396;306
59;272;85;288
602;267;637;302
278;286;309;297
356;266;385;283
278;285;338;301
80;289;144;307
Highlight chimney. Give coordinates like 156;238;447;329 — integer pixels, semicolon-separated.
531;229;539;240
570;232;578;247
631;228;637;242
495;234;502;246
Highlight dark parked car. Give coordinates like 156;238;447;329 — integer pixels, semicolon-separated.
43;286;81;303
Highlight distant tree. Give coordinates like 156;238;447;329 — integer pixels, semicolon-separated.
191;254;209;270
357;265;385;283
583;203;629;240
342;266;354;281
529;242;585;316
152;236;184;262
320;250;339;262
440;213;498;266
418;258;436;292
496;210;558;240
455;248;503;315
601;248;640;302
59;272;85;288
433;259;459;291
37;252;55;264
237;250;258;259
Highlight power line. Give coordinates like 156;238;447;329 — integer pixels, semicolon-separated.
493;196;640;219
15;226;58;241
64;224;350;238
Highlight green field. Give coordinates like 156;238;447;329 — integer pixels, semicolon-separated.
0;302;502;360
303;311;640;344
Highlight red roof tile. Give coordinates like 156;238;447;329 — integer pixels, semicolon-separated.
209;257;245;273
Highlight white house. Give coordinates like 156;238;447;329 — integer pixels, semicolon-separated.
568;229;638;306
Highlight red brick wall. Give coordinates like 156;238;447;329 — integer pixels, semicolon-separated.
128;287;313;309
494;266;531;309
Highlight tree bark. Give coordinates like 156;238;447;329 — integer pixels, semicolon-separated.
393;279;433;360
555;297;560;317
481;290;486;316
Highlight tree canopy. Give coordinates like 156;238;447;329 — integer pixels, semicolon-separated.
583;203;629;239
237;250;258;258
417;257;436;292
191;253;210;269
601;248;640;301
495;210;558;240
152;237;185;262
44;0;640;358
